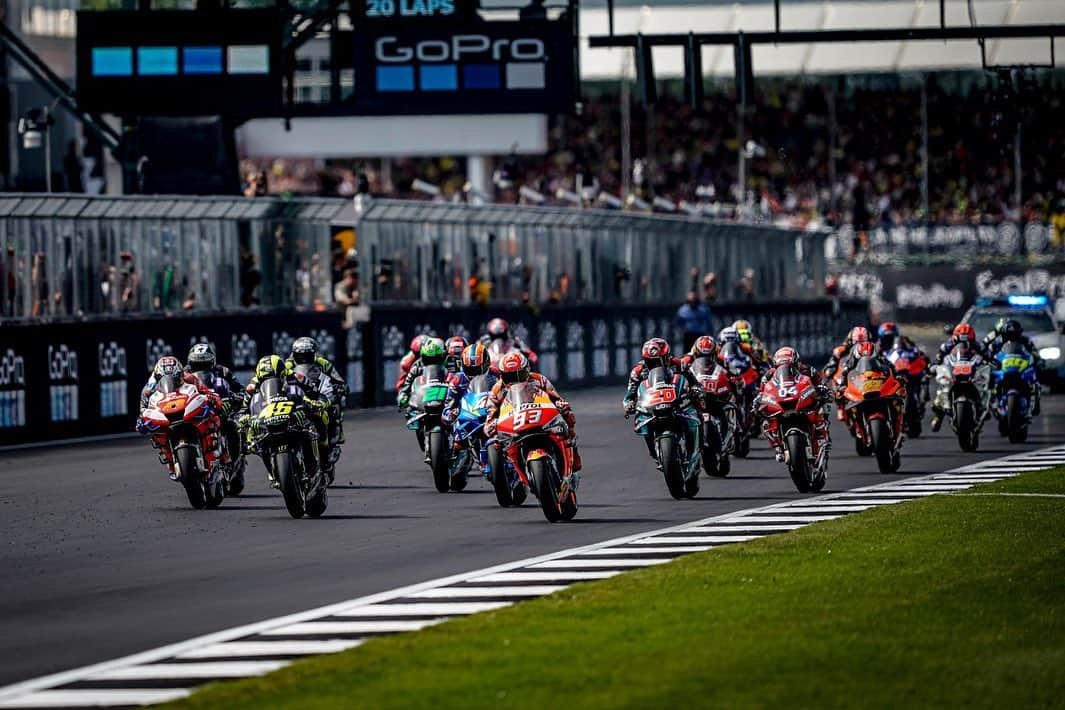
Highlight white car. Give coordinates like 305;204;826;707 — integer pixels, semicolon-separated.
962;296;1065;389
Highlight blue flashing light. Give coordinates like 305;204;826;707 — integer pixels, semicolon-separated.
1007;295;1048;308
92;47;133;77
183;46;223;75
137;47;179;76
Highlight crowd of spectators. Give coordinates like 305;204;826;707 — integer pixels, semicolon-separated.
242;73;1065;229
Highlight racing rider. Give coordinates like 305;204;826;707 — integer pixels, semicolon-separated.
479;318;538;366
288;336;348;446
396;334;431;392
930;323;998;431
444;335;469;375
982;318;1043;416
484;352;581;472
760;347;831;462
622;338;701;464
442;342;497;425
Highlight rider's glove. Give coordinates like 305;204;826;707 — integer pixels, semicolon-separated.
484;419;497;437
555;398;570;412
398;393;410;409
135;417;149;434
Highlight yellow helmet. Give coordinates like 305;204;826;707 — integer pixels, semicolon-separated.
256;355;287;380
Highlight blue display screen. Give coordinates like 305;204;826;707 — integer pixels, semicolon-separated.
137;47;178;76
92;47;133;77
183;46;223;75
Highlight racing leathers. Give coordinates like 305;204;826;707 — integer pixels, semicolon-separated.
981;331;1043;416
287;354;347;445
183;364;243;416
137;374;228;472
395;350;420;392
479;333;539;367
759;363;831;461
622;358;701;460
484;372;580;472
442;370;499;426
240;364;334;473
930;338;999;430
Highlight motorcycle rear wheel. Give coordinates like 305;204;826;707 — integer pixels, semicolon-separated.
530;458;562;523
428;431;450;493
177;447;206;510
276;451;305;519
658;435;686;500
785;431;812;493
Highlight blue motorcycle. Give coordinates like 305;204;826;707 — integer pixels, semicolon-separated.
992;341;1037;444
451;373;517;501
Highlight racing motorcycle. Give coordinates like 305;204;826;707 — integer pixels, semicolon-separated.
758;367;829;493
841;356;905;473
934;343;993;452
992;341;1037;444
630;367;703;500
720;341;759;458
688;355;737;477
138;373;226;509
404;364;457;492
293;362;342;484
490;381;578;522
886;343;928;438
187;371;246;496
451;374;500;497
248;375;328;518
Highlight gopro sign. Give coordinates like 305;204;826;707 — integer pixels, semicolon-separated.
354;19;575;114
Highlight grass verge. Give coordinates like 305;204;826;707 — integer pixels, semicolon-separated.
170;468;1065;709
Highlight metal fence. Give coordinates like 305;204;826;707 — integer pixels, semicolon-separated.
355;198;828;306
828;222;1065;265
0;193;827;322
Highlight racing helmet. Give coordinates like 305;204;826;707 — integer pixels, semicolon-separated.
641;338;671;370
445;335;469;359
154;355;182;378
773;346;799;368
487;318;509;340
499;352;530;385
952;323;976;344
419;338;446;366
718;326;739;344
877;322;899;348
691;335;718;360
848;326;871;345
852;341;878;359
461;343;490;377
1000;319;1023;342
187;343;216;372
733;320;754;343
291;336;319;365
409;334;430;356
255;355;287;380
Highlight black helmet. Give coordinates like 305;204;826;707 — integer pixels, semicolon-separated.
187;343;216;372
1000;319;1023;342
291;336;318;365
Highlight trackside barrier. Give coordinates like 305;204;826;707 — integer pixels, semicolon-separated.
0;300;864;447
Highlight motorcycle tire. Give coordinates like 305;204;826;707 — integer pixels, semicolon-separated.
702;422;727;477
276;451;305;519
560;485;578;521
870;419;900;474
954;401;979;452
176;447;206;510
530;458;562;523
658;435;686;500
1010;425;1029;444
906;416;923;439
488;445;517;507
428;431;450;493
855;437;872;457
205;470;225;509
449;471;469;492
227;457;247;497
785;431;812;493
1005;393;1026;444
305;487;328;518
733;434;751;459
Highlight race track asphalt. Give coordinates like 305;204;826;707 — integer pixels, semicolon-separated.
1;388;1062;687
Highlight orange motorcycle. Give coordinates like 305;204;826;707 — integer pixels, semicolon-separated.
841;355;905;473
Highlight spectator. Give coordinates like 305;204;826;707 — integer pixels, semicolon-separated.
675;291;713;351
118;252;139;312
334;267;361;327
733;268;756;302
702;272;718;304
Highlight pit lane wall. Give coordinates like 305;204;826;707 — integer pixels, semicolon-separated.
0;300;865;447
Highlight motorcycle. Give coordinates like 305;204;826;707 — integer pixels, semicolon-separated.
992;342;1037;444
720;341;759;458
138;373;226;509
248;375;328;518
187;371;247;496
758;368;829;493
631;367;702;500
293;362;342;485
886;343;929;438
405;364;457;492
491;381;578;522
688;355;737;477
451;374;503;498
841;356;905;473
934;343;993;452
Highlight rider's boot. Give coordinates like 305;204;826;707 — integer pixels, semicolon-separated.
570;441;582;473
1033;384;1042;416
930;405;944;432
644;435;661;470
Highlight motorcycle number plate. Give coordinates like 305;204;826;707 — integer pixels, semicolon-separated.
953;364;972;376
862;380;881;392
1001;357;1030;371
646;388;677;406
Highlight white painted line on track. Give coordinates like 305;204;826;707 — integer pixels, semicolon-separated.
336;602;511;616
261;620;445;636
176;640;363;658
2;442;1062;709
406;586;565;598
0;689;191;708
91;661;287;680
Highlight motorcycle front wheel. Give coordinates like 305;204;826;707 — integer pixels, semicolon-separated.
702;421;726;477
1005;393;1028;444
530;457;562;522
658;434;686;500
276;451;305;518
176;447;206;510
427;430;450;493
954;401;979;452
870;418;900;474
785;431;812;493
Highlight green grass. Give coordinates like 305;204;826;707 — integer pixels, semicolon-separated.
171;468;1065;709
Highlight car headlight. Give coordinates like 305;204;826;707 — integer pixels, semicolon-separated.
1039;346;1061;361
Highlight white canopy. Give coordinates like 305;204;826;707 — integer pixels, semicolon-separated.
579;0;1065;79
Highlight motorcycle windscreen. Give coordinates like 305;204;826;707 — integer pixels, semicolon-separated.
157;373;181;394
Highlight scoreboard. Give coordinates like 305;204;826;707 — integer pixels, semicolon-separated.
76;9;282;117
